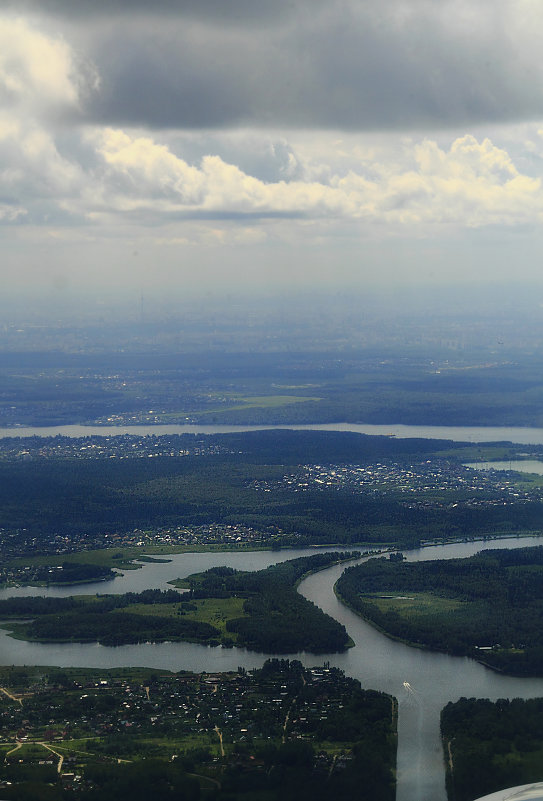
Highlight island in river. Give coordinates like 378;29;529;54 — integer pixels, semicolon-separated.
336;545;543;676
0;553;357;654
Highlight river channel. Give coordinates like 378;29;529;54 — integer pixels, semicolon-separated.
2;536;543;801
3;421;543;443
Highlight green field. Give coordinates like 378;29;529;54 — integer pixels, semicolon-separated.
115;596;247;639
156;393;323;421
222;393;322;409
362;592;465;618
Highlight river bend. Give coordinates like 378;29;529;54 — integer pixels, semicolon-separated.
2;537;543;801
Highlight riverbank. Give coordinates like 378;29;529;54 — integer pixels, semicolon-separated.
334;545;543;677
3;537;543;801
5;531;540;591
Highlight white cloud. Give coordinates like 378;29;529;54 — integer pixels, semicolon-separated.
0;17;80;114
0;203;26;221
0;17;90;223
81;128;543;230
1;16;543;242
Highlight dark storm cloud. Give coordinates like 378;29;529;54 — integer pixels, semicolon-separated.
5;0;543;130
2;0;305;25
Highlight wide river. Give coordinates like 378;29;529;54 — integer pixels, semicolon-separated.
2;536;543;801
3;421;543;443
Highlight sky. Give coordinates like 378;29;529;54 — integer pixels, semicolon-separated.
2;0;543;305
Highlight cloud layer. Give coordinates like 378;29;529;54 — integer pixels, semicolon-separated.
2;7;543;291
9;0;543;130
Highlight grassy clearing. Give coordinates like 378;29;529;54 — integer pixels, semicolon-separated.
437;445;522;461
49;738;97;753
201;393;322;413
114;597;246;638
11;742;53;759
362;592;465;618
515;473;543;488
227;394;322;408
154;394;322;420
139;732;218;752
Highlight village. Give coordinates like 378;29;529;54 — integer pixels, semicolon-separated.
249;459;543;509
0;522;283;587
0;661;391;794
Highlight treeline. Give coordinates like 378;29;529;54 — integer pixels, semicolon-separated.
36;561;115;584
336;546;543;675
442;697;543;801
22;611;218;646
0;588;185;618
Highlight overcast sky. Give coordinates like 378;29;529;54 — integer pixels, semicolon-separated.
2;0;543;304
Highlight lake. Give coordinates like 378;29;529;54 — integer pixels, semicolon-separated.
2;536;543;801
3;421;543;443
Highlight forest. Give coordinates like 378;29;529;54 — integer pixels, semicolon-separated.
0;553;355;653
441;696;543;801
336;546;543;675
3;347;543;428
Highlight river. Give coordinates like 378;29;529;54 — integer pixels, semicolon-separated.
464;459;543;475
3;422;543;443
2;536;543;801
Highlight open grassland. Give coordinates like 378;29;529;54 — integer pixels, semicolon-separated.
362;592;466;618
156;393;323;421
220;393;323;409
114;596;247;638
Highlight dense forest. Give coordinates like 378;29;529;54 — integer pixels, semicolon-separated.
2;589;219;647
336;546;543;675
29;561;116;585
1;554;354;653
190;552;357;652
441;696;543;801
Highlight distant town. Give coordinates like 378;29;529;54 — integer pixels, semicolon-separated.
250;459;543;509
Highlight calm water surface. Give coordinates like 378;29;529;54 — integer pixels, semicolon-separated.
3;422;543;443
2;536;543;801
465;460;543;475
